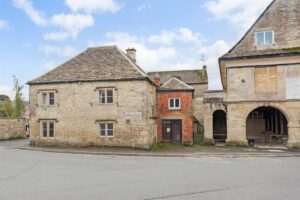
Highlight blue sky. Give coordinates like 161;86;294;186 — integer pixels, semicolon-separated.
0;0;272;99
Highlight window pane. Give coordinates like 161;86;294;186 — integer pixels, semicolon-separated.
99;90;106;103
107;130;114;136
106;90;113;97
42;93;47;105
107;96;113;103
49;93;55;105
100;130;106;136
107;123;113;130
256;32;264;45
107;90;113;103
265;31;273;44
169;99;174;108
100;123;106;136
49;122;54;137
175;99;180;108
43;122;47;137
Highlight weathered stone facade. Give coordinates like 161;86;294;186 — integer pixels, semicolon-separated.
29;80;156;149
28;45;209;148
0;118;25;140
204;0;300;147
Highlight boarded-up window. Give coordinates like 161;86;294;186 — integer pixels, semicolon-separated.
255;67;277;93
286;78;300;99
286;65;300;99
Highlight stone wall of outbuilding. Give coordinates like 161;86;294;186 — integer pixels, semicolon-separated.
0;118;25;140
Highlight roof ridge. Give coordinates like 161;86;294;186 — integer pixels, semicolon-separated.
87;45;117;50
161;77;194;90
148;69;203;73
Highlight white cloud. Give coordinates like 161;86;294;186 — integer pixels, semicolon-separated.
137;1;152;12
44;32;70;41
0;20;9;29
91;29;230;90
12;0;47;26
65;0;121;13
103;32;177;70
39;45;78;58
204;0;272;33
51;13;94;38
198;40;231;90
0;84;14;99
148;28;203;46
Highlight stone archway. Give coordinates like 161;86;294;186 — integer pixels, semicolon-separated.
213;110;227;143
246;106;288;145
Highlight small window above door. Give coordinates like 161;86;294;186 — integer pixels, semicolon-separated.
168;98;181;110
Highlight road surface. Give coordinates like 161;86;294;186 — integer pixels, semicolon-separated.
1;140;300;200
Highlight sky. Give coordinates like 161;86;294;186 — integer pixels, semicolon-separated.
0;0;273;100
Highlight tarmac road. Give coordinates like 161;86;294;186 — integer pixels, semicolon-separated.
1;140;300;200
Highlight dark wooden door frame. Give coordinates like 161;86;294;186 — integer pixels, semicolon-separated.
162;120;182;144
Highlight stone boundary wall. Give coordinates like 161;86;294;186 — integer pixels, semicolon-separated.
0;118;25;140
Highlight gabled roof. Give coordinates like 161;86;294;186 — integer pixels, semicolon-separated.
28;46;151;85
148;69;208;85
158;77;194;91
221;0;300;60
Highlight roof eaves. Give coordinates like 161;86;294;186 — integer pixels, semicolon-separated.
27;77;149;85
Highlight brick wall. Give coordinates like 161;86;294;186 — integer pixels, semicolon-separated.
156;91;193;144
0;118;25;140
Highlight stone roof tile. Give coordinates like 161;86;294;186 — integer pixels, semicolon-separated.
28;46;148;84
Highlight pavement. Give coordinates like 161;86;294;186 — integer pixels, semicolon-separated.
1;139;300;200
14;139;300;158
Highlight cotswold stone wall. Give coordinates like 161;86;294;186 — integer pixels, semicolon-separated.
29;80;157;149
0;118;25;140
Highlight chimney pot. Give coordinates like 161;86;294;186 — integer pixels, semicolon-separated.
126;48;136;62
154;73;161;86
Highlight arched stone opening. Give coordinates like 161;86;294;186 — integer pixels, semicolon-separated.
246;106;288;145
213;110;227;143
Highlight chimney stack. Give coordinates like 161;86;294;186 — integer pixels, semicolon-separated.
154;73;161;86
126;48;136;62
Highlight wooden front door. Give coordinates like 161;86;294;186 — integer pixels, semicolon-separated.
162;120;182;144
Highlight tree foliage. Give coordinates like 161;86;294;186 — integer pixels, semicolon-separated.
0;94;9;102
13;76;25;117
1;99;14;117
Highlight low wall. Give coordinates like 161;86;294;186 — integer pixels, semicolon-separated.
0;118;25;140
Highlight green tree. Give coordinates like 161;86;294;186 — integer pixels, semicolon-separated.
0;94;9;102
1;99;14;117
12;76;25;117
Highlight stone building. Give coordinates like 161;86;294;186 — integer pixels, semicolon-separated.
203;0;300;147
28;46;157;149
28;46;208;148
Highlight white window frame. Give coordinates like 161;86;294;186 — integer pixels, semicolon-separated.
41;92;55;106
255;31;274;46
40;121;55;139
99;122;115;137
99;89;114;104
168;98;181;110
